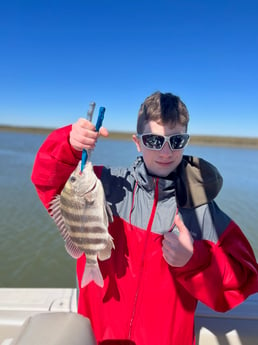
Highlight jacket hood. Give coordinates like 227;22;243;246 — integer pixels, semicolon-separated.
175;155;223;208
132;157;176;199
132;155;222;208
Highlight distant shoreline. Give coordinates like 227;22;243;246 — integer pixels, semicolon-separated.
1;124;258;149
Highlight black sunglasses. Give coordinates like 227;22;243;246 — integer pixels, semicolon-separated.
138;133;190;151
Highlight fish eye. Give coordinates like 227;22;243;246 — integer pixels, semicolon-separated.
70;176;76;183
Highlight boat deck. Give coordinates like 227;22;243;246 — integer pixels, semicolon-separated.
0;288;257;344
0;289;77;344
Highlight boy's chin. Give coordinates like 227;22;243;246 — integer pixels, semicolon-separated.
147;167;175;178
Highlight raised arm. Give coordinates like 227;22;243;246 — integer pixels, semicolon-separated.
31;119;108;209
164;212;258;312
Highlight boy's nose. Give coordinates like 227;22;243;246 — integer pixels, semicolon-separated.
161;142;172;154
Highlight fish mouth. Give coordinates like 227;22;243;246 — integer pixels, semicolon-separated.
88;180;97;193
78;180;97;196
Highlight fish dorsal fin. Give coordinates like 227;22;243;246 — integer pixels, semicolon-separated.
49;195;83;259
49;195;70;241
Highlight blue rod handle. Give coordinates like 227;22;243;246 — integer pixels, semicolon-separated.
80;106;106;172
81;150;88;172
95;106;105;131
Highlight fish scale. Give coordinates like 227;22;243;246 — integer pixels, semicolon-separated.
50;160;114;288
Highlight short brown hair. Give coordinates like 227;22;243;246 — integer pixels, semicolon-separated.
137;91;189;134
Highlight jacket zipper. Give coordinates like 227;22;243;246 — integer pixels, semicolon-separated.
128;178;159;340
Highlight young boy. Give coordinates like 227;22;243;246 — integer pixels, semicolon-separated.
31;91;258;345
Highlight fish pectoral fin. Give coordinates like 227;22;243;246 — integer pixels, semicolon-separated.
98;235;115;261
105;203;114;223
81;262;104;288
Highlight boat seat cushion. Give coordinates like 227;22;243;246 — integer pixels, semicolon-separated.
11;312;97;345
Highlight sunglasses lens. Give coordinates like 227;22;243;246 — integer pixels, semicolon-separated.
170;134;189;149
142;134;164;149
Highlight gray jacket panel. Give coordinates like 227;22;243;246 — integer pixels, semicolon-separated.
100;156;231;243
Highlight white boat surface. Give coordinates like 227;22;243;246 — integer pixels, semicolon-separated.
0;288;257;344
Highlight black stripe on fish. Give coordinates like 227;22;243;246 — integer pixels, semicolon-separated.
61;210;106;227
70;237;107;245
79;248;100;256
60;195;84;208
86;258;97;264
60;193;96;208
64;223;107;234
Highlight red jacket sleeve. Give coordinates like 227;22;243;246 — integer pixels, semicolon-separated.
171;221;258;311
31;125;81;210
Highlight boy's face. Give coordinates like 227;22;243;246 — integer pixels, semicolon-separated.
133;121;187;177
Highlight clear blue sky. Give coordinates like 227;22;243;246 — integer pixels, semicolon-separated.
0;0;257;137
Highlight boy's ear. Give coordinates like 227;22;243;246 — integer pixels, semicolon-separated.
132;134;141;152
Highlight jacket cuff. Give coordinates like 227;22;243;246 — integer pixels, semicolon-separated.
50;125;82;164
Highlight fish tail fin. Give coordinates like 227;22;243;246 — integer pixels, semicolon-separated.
81;262;104;288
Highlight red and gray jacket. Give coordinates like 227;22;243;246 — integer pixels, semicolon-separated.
31;125;258;345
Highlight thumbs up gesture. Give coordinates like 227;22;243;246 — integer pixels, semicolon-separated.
162;214;194;267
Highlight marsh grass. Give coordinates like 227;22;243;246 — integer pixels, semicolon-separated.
1;125;258;148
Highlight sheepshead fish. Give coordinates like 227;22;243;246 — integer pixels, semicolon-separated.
50;161;114;288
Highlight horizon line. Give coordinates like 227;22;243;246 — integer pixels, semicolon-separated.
1;124;258;148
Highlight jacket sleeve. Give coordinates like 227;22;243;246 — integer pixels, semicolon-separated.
171;221;258;312
31;125;82;210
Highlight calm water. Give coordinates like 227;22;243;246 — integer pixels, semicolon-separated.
0;131;257;288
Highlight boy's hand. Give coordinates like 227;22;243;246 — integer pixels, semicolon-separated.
162;214;193;267
69;118;109;151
